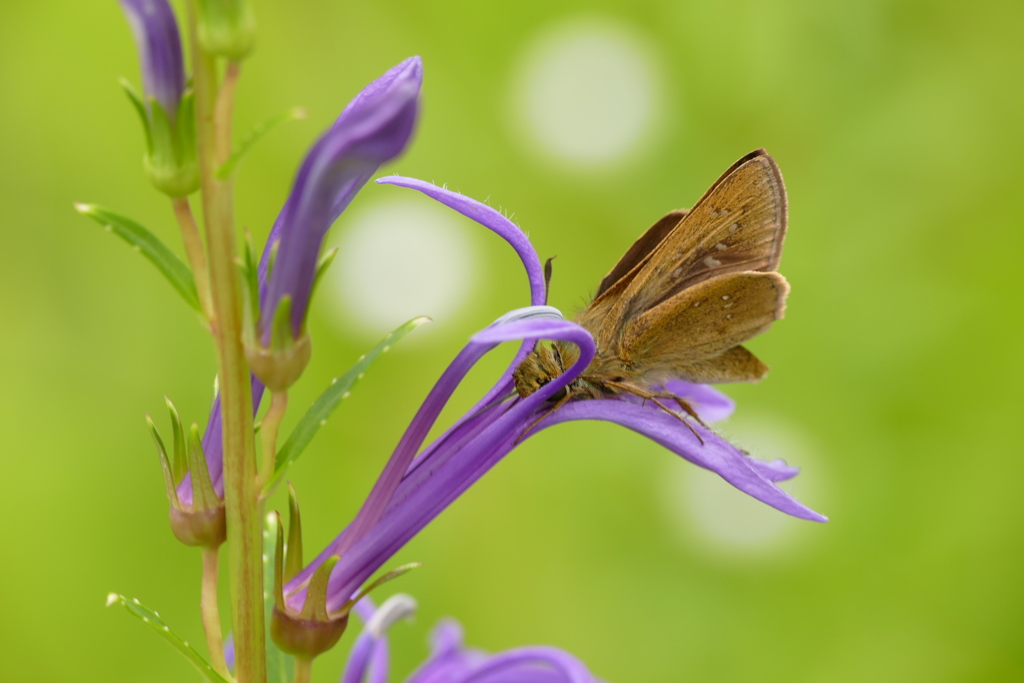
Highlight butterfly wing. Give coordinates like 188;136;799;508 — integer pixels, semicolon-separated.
594;209;688;298
606;271;788;386
669;345;770;384
603;149;787;335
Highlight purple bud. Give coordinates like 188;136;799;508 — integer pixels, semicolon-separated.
118;0;186;123
261;57;423;345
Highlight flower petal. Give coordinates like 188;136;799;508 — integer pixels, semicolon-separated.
286;317;594;612
540;399;827;522
376;176;547;308
659;378;735;423
118;0;185;120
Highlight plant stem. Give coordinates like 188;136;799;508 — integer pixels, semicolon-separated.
293;657;313;683
188;4;266;680
257;391;288;494
201;546;230;678
171;196;215;324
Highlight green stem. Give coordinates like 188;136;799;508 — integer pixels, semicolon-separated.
257;391;288;494
171;196;215;324
200;546;231;679
188;4;266;681
293;657;312;683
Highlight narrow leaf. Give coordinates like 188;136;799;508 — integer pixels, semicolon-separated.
217;107;307;179
263;514;295;683
265;316;430;495
75;203;200;312
105;593;230;683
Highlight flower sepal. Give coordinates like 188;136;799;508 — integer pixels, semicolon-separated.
269;491;423;660
269;500;347;659
244;295;312;392
148;400;225;547
122;79;199;197
195;0;256;60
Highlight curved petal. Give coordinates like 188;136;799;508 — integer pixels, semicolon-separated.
376;176;547;308
451;647;596;683
286;318;594;612
539;400;827;522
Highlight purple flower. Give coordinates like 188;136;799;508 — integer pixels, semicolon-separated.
262;57;423;346
118;0;186;123
343;596;600;683
282;178;824;616
176;58;422;505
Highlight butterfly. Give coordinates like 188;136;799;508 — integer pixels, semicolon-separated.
512;149;789;438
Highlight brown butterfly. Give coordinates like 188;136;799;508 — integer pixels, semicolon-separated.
512;149;789;437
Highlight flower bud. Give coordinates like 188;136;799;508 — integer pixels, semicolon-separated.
118;0;198;196
195;0;257;60
148;403;225;547
269;504;348;658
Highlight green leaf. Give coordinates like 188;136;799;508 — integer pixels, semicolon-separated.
75;203;200;312
217;107;307;180
263;514;294;683
264;316;430;495
105;593;230;683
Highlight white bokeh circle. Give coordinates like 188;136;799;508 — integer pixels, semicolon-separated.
660;415;824;560
327;199;476;337
509;17;666;168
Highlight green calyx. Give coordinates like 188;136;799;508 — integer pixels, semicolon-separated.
148;400;225;548
122;80;199;197
244;296;312;392
195;0;256;60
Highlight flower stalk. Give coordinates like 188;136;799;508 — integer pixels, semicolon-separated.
171;196;214;323
188;1;265;679
201;545;230;678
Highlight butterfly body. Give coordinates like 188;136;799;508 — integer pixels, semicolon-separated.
512;149;790;413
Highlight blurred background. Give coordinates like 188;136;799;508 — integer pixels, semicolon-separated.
1;1;1022;681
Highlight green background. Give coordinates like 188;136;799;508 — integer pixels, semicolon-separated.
1;1;1022;681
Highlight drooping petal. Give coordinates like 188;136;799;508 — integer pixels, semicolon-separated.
264;57;423;340
285;315;595;612
376;176;547;308
446;647;596;683
118;0;186;121
539;399;826;522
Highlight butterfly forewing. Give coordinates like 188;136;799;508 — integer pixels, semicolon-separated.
594;209;688;298
608;149;787;329
615;271;788;384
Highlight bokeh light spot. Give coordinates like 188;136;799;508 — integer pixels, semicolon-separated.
327;199;475;337
660;415;824;560
508;17;666;169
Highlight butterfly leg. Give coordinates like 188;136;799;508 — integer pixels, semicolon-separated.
667;396;710;431
600;380;704;445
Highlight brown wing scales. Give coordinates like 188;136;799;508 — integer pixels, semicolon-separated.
610;271;788;385
606;149;787;330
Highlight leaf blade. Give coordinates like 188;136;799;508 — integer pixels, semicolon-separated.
106;593;230;683
265;316;430;495
76;203;200;312
217;107;307;180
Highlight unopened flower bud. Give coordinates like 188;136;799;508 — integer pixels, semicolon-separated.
195;0;256;60
148;403;225;547
118;0;198;197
